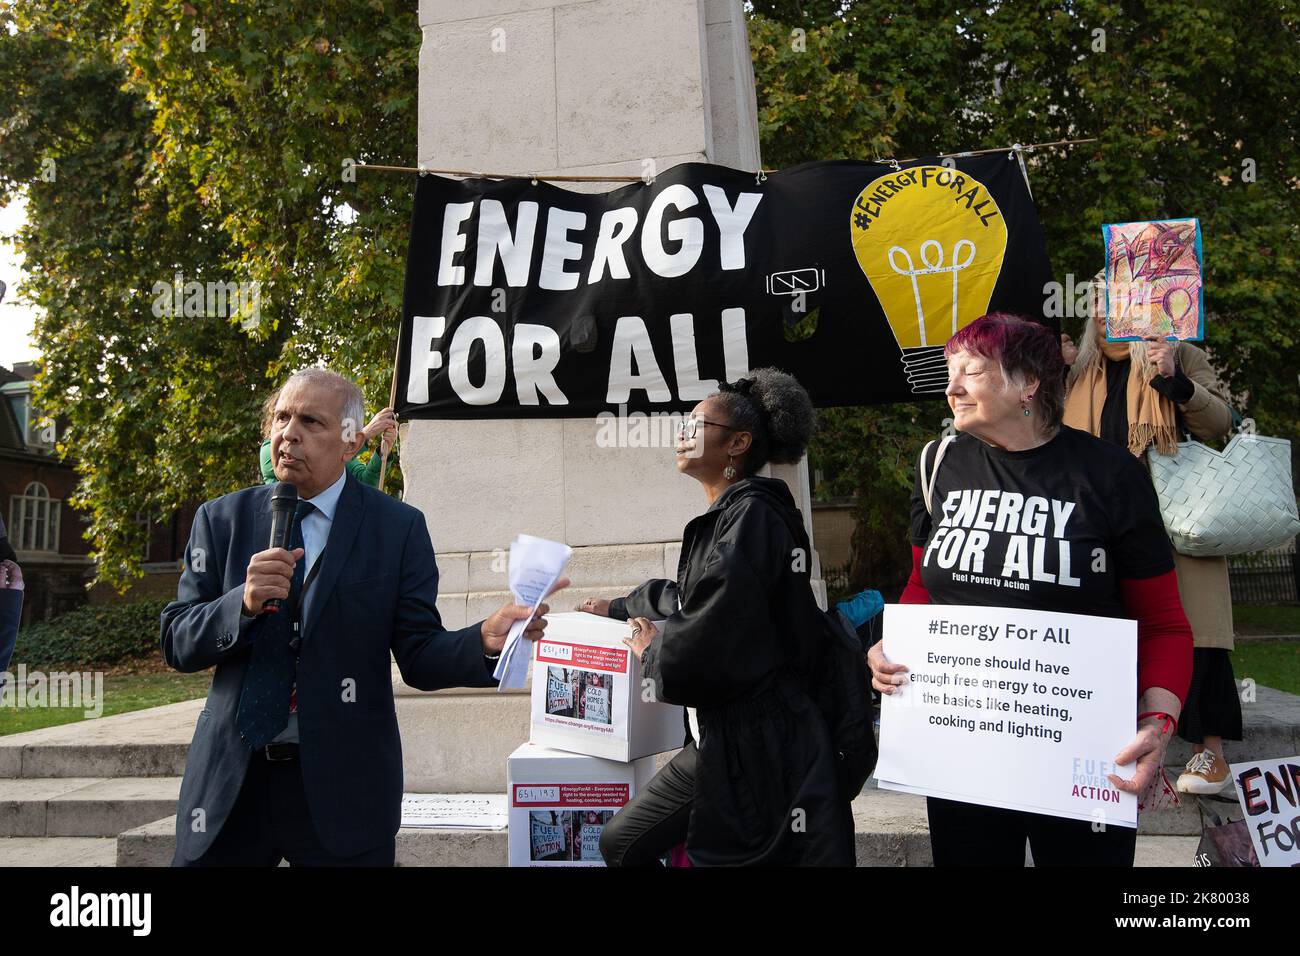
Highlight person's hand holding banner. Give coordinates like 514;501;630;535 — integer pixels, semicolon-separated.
362;406;398;443
1143;337;1177;378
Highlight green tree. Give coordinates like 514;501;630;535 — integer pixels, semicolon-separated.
2;0;1296;597
0;0;416;587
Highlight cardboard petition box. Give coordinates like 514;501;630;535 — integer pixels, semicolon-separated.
530;612;684;761
507;743;656;866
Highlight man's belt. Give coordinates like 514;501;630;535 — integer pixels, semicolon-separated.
263;742;300;761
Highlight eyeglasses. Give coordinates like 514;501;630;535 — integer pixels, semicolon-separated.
676;416;739;440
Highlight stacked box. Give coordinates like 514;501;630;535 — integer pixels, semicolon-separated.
506;612;685;866
529;612;684;761
506;744;657;866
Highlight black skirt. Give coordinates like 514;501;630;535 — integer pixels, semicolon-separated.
1176;648;1244;744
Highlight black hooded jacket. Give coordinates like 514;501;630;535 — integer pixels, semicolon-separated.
610;476;854;866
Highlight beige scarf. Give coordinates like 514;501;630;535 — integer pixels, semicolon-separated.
1063;340;1178;457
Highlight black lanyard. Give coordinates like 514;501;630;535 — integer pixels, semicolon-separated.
289;549;326;654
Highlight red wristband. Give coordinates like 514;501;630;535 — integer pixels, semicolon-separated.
1138;710;1177;735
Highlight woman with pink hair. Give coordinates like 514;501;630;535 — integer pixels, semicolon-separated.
869;312;1193;866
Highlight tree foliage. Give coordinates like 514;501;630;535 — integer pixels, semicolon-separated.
0;0;417;586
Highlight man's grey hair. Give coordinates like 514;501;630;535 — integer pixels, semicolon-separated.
282;367;366;440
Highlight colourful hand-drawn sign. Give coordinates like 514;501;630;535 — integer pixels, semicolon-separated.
1102;218;1204;341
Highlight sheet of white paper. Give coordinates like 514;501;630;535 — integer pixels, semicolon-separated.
400;793;508;829
493;534;573;690
873;604;1139;827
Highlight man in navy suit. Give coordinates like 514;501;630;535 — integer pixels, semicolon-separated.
162;368;567;866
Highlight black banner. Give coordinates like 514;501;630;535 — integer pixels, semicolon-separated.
397;155;1054;418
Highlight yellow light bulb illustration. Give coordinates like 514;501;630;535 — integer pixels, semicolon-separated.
850;165;1009;392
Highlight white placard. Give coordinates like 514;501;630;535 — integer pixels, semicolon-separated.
400;793;508;829
579;823;603;860
583;684;611;724
1229;755;1300;867
875;604;1139;827
530;818;565;860
546;669;573;713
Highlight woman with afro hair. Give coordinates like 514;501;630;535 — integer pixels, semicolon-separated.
579;368;855;866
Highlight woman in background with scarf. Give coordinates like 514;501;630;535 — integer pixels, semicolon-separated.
1062;274;1238;795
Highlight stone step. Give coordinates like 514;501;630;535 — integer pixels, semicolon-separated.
0;761;1214;854
0;776;182;837
1132;836;1202;867
0;699;200;779
1164;684;1300;767
7;681;1296;803
1137;792;1234;836
0;836;117;866
397;687;531;792
115;787;1204;867
436;543;681;597
429;540;685;631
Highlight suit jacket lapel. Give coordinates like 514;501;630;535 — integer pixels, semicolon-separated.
252;485;274;583
302;472;365;638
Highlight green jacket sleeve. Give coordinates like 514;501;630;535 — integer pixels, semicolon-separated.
350;444;399;488
259;439;275;484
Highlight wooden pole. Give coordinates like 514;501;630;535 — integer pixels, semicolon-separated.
379;331;401;494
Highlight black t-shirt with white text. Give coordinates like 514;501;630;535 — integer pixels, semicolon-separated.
909;426;1173;617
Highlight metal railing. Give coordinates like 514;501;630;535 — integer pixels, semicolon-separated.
1228;544;1299;605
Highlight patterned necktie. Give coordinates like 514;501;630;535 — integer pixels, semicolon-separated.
236;499;316;750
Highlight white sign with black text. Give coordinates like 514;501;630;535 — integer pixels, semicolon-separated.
1230;755;1300;867
875;603;1139;827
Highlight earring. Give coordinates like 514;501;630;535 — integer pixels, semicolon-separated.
723;456;737;480
1022;393;1034;417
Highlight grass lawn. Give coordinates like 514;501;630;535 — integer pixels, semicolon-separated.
1231;641;1300;697
1234;604;1300;636
0;662;210;737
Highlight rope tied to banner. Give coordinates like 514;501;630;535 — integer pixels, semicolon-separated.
352;138;1096;183
1006;143;1037;199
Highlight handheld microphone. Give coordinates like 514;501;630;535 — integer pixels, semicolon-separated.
263;481;298;613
